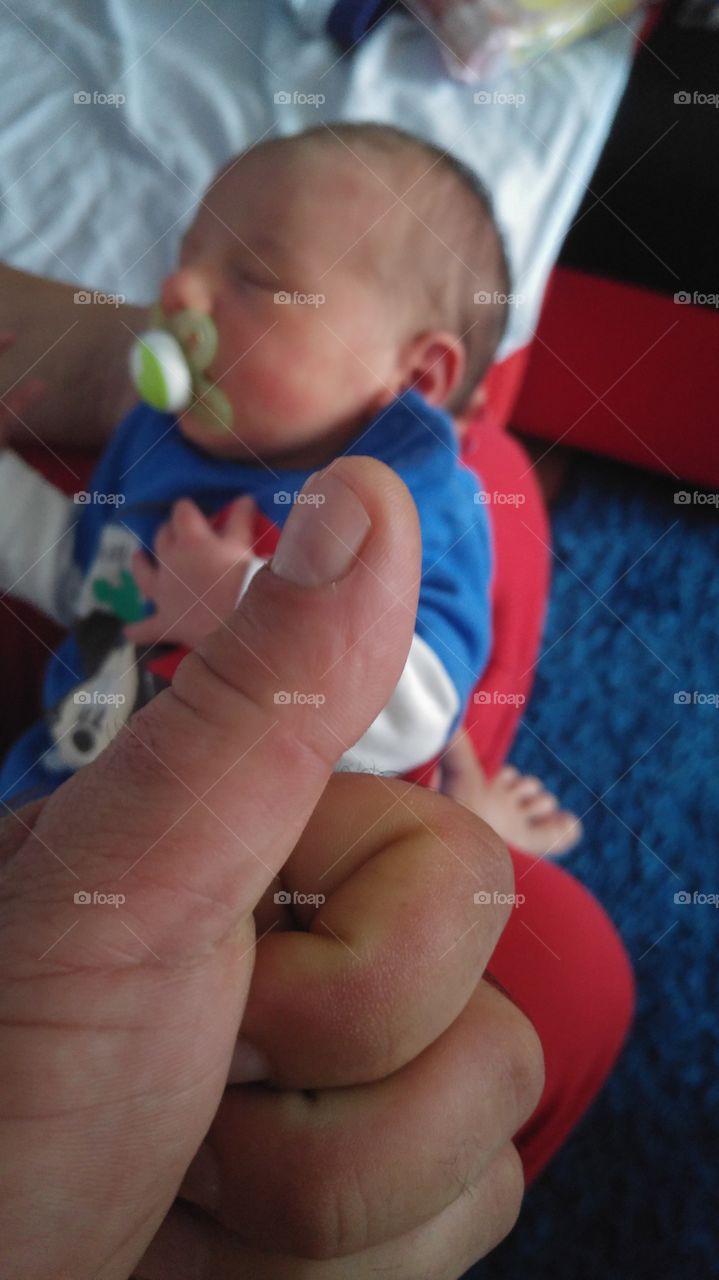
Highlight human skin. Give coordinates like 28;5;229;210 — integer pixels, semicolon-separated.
0;271;145;446
161;136;466;466
0;451;543;1280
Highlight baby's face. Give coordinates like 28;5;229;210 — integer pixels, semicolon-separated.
161;142;407;466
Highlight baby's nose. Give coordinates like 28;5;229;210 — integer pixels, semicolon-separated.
160;267;213;318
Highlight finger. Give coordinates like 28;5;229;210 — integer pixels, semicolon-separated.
124;613;165;645
221;495;256;542
154;516;177;558
138;1142;524;1279
130;547;159;598
1;377;47;422
180;978;544;1256
237;772;512;1087
172;497;210;541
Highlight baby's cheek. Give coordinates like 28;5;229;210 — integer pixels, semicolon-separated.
240;330;341;426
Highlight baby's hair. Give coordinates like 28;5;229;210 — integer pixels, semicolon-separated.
291;121;512;412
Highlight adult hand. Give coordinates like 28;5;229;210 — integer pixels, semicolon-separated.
0;267;145;446
0;457;542;1280
0;330;46;445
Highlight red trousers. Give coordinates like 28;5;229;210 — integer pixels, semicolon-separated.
459;420;634;1186
0;428;634;1189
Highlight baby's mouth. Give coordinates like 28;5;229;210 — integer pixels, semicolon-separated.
129;303;234;431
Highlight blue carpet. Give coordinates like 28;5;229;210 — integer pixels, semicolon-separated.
465;452;719;1279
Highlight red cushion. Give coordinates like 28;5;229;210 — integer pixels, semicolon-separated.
511;266;719;489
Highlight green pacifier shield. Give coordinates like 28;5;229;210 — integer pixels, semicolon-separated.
135;304;234;431
134;341;174;413
190;376;234;432
168;309;218;375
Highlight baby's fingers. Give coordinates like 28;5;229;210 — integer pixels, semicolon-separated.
130;547;159;599
221;494;257;543
171;497;211;542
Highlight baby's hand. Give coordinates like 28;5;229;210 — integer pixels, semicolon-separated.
125;495;262;649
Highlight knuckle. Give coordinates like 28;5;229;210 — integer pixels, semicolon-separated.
501;1002;545;1129
482;1143;526;1247
431;791;514;898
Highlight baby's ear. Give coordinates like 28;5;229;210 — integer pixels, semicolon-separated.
399;331;465;408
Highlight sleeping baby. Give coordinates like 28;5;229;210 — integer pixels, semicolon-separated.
0;122;580;855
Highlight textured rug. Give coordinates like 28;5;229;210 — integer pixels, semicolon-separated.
465;452;719;1279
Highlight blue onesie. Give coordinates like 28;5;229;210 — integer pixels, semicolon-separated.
0;389;492;806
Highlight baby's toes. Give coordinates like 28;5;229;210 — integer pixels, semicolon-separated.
531;810;584;857
522;789;559;819
511;775;544;804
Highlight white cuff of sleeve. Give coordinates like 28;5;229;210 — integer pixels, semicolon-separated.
235;553;268;603
0;448;79;625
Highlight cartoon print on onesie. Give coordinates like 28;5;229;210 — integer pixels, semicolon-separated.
44;523;174;774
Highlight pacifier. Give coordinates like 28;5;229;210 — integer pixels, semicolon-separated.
129;302;234;431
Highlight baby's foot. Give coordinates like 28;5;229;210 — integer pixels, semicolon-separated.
436;732;582;857
470;765;583;858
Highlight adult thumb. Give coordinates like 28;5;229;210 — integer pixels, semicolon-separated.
15;456;422;959
0;456;421;1280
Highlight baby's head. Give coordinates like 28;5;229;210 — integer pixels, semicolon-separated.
161;123;509;465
